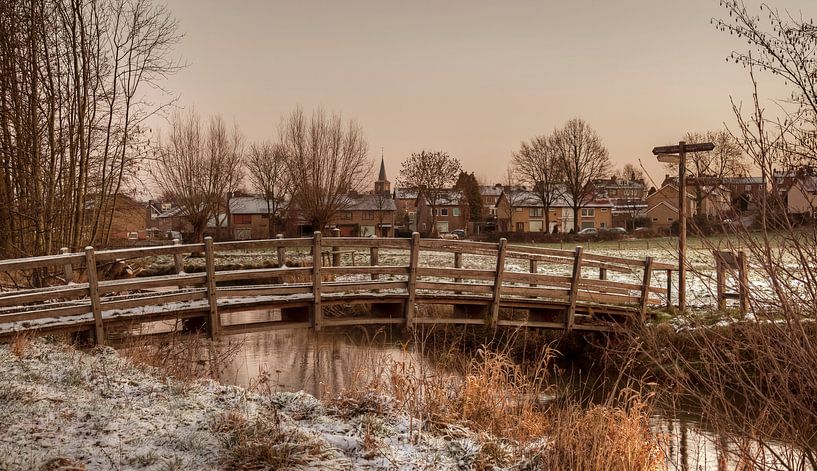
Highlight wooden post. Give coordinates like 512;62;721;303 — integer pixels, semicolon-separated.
565;246;584;332
490;238;508;327
312;231;323;330
738;251;749;315
454;252;463;293
639;256;655;323
529;259;538;287
715;254;726;311
204;237;220;338
678;141;687;312
276;232;287;267
60;247;73;283
405;232;420;328
666;269;673;310
331;228;341;267
84;247;105;345
599;267;607;280
172;239;184;274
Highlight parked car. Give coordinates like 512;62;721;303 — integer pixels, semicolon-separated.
577;227;598;235
451;229;466;240
605;227;627;234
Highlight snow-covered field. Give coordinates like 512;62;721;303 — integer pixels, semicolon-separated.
0;340;506;470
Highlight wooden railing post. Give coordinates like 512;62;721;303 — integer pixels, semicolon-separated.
640;256;655;323
204;237;220;338
738;251;749;315
529;259;538;287
172;239;184;274
565;246;584;332
715;254;726;311
666;269;673;310
60;247;74;284
454;252;463;293
370;247;379;281
276;234;287;267
331;228;341;267
599;267;607;280
404;232;420;329
490;238;508;327
312;231;323;331
84;247;104;345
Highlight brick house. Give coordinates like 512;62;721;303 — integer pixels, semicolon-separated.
328;194;396;237
721;176;766;210
787;175;817;217
415;190;470;235
645;184;696;230
393;188;420;232
229;196;286;240
495;190;613;233
592;176;648;228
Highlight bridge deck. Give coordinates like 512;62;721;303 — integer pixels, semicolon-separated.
0;234;674;344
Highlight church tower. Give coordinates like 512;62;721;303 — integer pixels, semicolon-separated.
374;153;391;195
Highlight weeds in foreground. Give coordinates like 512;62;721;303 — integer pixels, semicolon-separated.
119;332;241;382
10;331;33;358
210;407;332;469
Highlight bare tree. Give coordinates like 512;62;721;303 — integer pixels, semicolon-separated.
0;0;181;259
512;134;563;232
398;150;461;236
615;163;644;182
663;130;745;215
552;118;611;232
280;107;370;234
151;111;243;242
245;142;289;237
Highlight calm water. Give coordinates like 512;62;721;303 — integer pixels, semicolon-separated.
208;308;805;470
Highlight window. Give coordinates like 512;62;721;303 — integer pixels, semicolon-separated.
452;208;460;217
600;222;606;229
581;221;595;229
609;189;617;196
363;211;374;220
436;221;449;233
126;232;139;240
516;222;525;232
581;208;595;217
234;214;252;224
408;211;416;221
515;207;522;212
529;221;543;232
440;208;449;217
529;208;543;217
652;217;658;222
745;184;751;192
601;208;608;212
667;218;674;222
339;212;352;220
489;208;497;216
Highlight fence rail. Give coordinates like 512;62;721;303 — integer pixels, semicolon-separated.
0;233;674;345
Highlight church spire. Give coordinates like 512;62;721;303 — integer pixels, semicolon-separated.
378;148;387;181
375;148;391;195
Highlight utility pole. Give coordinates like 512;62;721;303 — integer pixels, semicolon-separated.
653;140;714;312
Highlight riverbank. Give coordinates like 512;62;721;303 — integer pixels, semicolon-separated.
0;336;664;470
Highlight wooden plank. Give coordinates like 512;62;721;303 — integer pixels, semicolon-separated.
85;247;105;345
413;317;487;325
0;252;85;273
311;231;323;331
405;232;420;328
419;239;499;256
323;266;409;276
490;239;508;326
100;291;207;312
505;251;632;273
98;273;208;294
417;267;496;280
578;291;641;305
639;256;654;322
317;237;411;249
415;281;495;294
322;318;405;327
579;278;643;292
94;243;205;262
60;248;74;283
0;285;90;308
0;304;91;324
213;238;313;251
204;237;220;338
321;281;408;293
565;246;584;332
216;285;313;297
503;272;573;286
221;321;312;335
501;285;571;299
215;267;312;282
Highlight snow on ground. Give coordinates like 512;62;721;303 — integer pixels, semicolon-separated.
0;340;489;470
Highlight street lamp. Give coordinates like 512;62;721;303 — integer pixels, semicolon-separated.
652;140;715;312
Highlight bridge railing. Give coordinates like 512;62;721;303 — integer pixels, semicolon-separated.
0;233;674;344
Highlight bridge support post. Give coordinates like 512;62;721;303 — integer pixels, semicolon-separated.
172;239;184;274
312;231;323;330
454;252;463;293
666;269;673;310
738;251;749;315
489;238;508;327
565;246;584;332
276;234;287;267
639;256;654;323
404;232;420;329
84;247;105;345
204;237;220;339
529;259;538;287
331;228;341;267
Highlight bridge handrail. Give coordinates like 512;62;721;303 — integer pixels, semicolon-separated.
0;233;673;344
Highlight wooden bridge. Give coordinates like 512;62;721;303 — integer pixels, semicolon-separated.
0;233;675;345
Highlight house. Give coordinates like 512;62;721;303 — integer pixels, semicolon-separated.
592;176;648;228
104;195;148;241
415;190;469;235
786;175;817;217
495;189;613;233
393;188;420;232
645;184;696;230
479;185;504;220
229;196;286;240
328;194;396;237
146;201;191;237
721;176;766;210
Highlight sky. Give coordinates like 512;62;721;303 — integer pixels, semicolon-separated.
149;0;813;190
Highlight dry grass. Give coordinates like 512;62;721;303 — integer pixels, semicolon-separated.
119;332;242;382
210;407;331;469
10;331;34;358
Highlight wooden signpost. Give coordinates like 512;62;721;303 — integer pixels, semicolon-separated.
652;140;715;312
